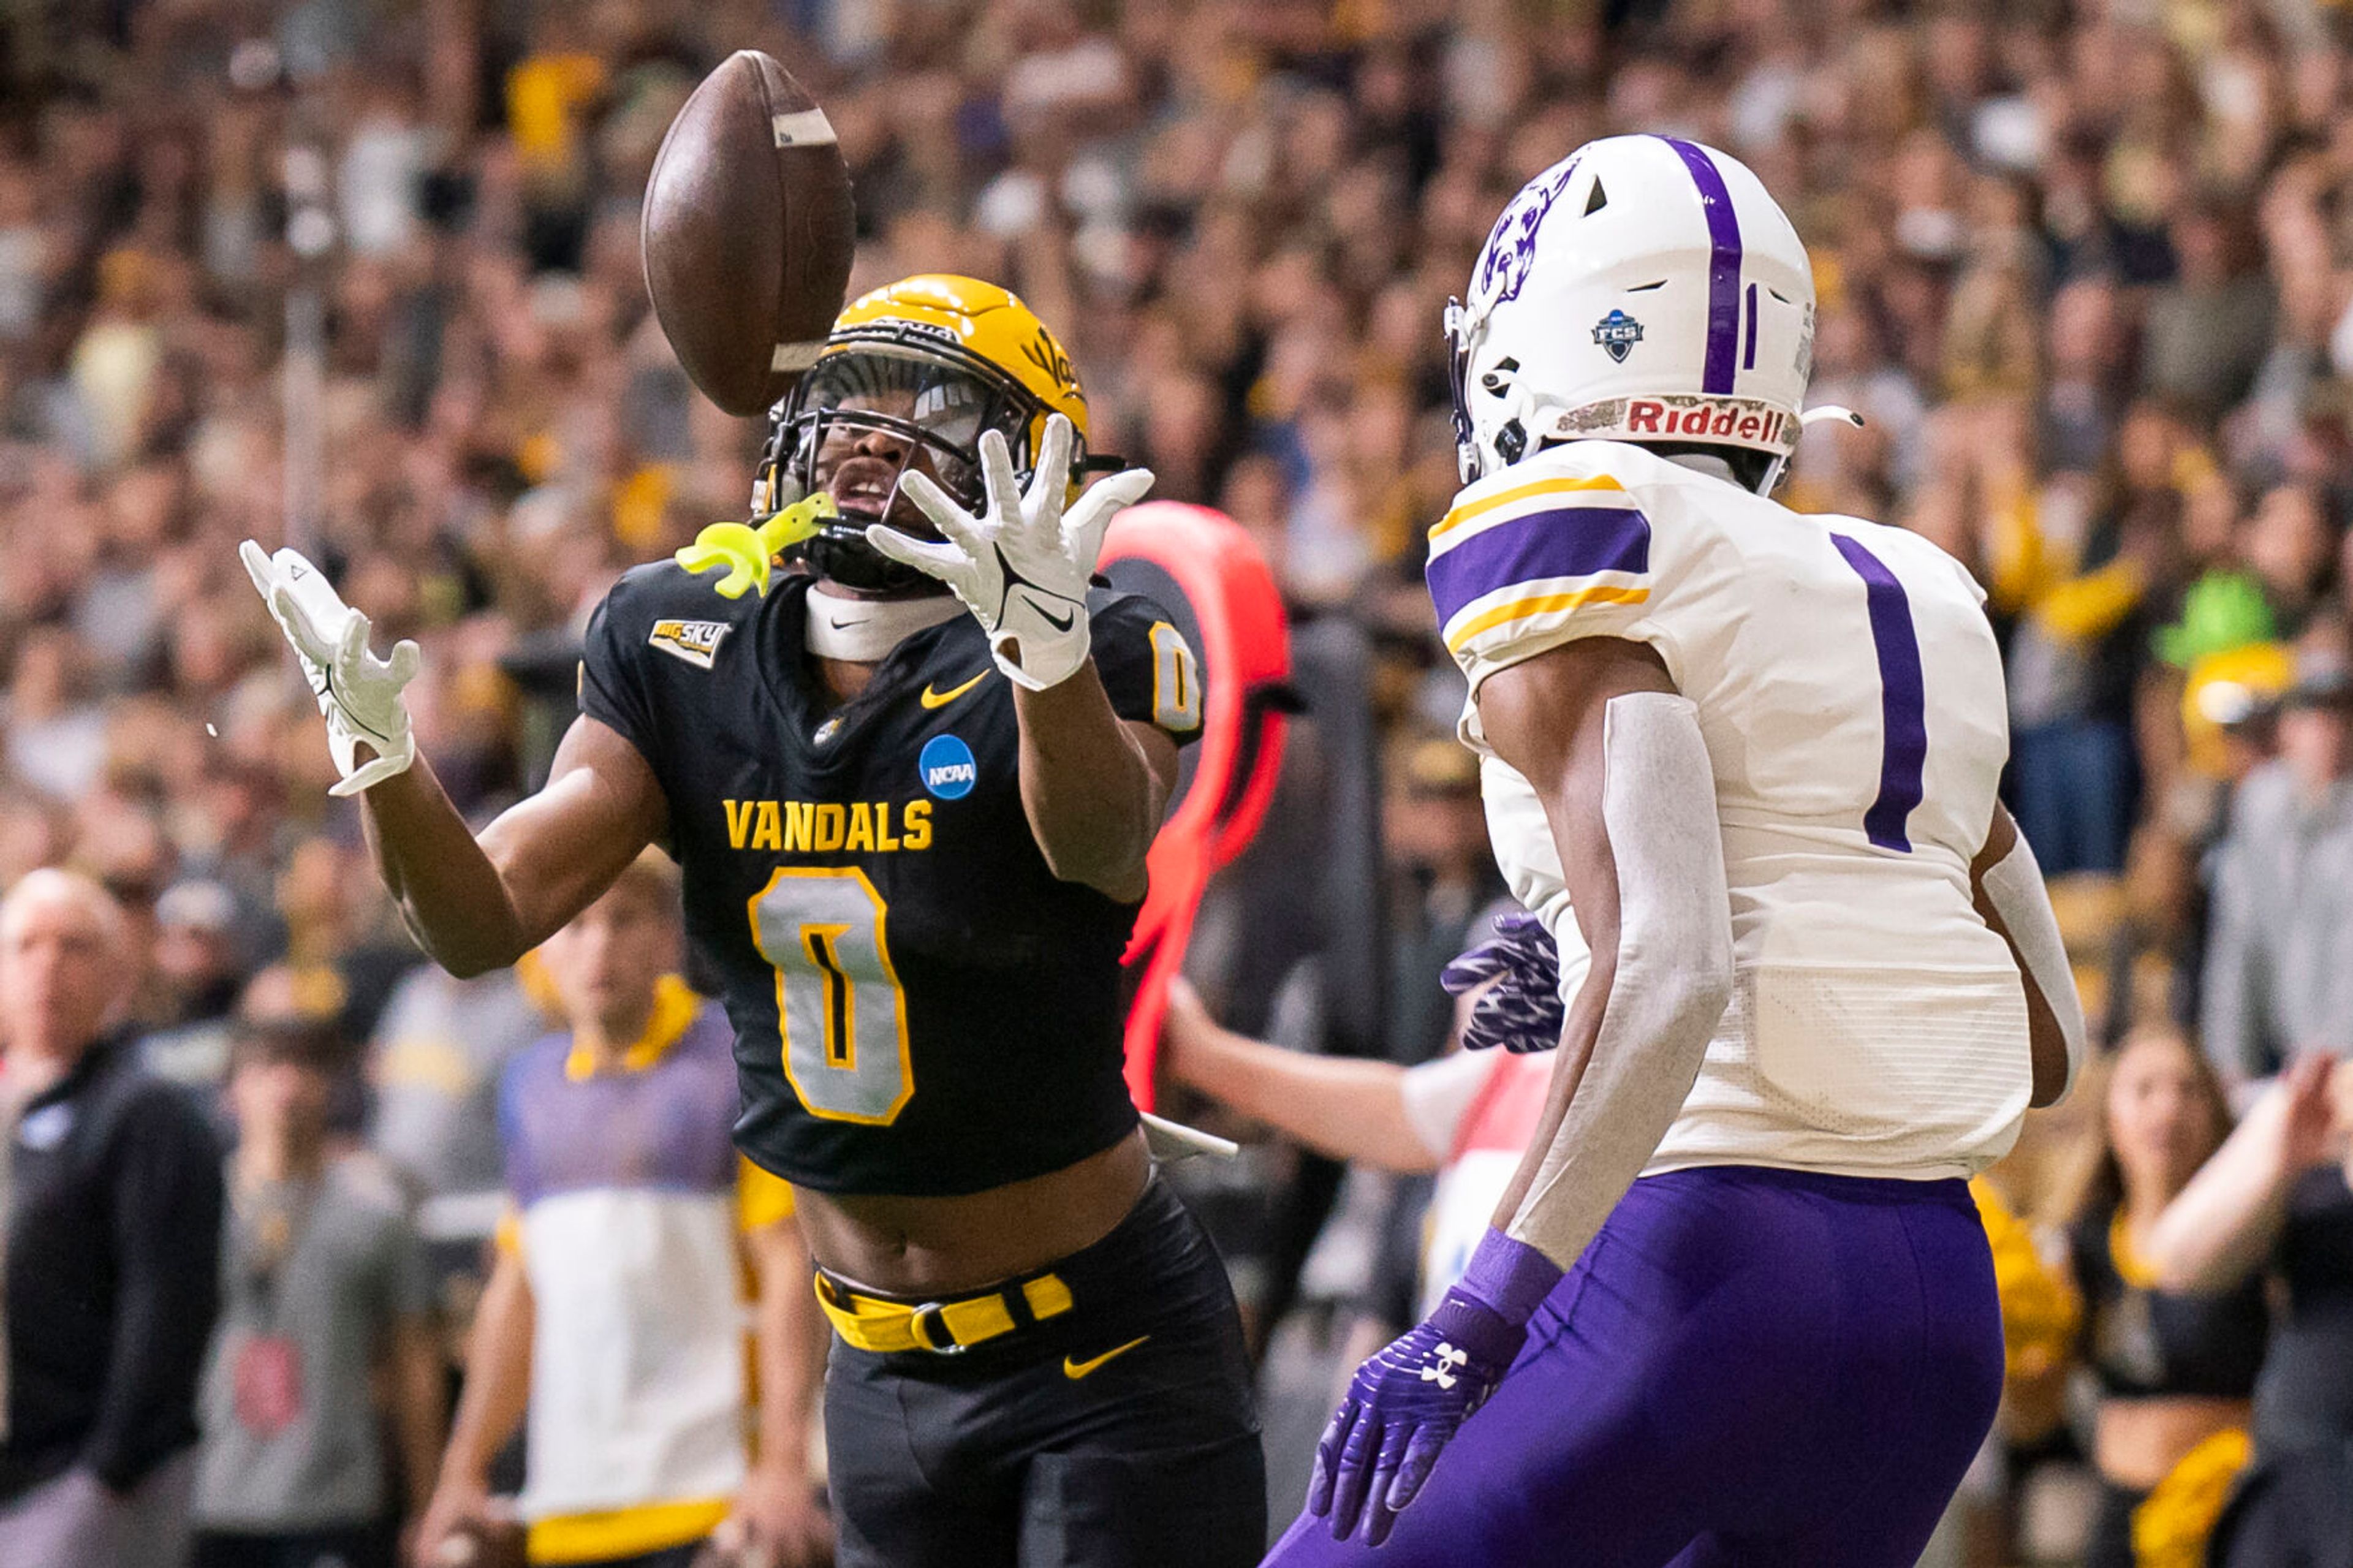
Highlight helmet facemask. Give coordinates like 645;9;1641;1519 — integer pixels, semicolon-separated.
754;341;1074;594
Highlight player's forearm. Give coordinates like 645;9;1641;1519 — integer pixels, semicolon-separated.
360;754;533;978
1491;933;1721;1267
1013;662;1161;898
1494;695;1732;1268
1175;1025;1431;1172
439;1251;534;1487
1971;808;2085;1107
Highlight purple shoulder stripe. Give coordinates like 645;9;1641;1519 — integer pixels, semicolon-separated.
1427;505;1651;629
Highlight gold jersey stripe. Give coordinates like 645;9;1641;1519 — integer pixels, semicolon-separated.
1445;584;1651;654
1431;472;1631;542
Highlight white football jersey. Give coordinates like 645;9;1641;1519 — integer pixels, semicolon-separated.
1432;441;2029;1180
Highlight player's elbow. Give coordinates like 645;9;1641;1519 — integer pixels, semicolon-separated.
1643;903;1734;1026
1611;928;1732;1064
2028;1056;2069;1110
1032;800;1154;900
1677;950;1735;1048
408;916;526;981
1042;838;1150;903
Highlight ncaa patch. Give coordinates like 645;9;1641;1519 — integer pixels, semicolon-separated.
648;618;730;669
1593;309;1645;363
919;734;977;800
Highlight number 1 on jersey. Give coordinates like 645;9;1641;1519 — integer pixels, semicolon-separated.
749;868;915;1124
1830;534;1928;854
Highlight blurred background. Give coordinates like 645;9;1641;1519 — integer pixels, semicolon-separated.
3;0;2353;1564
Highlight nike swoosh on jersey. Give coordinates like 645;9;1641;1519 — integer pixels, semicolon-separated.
1063;1335;1150;1381
919;670;991;709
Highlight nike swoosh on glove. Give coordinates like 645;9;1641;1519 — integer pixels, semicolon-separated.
240;540;419;797
865;414;1152;691
1439;911;1566;1053
1310;1229;1562;1545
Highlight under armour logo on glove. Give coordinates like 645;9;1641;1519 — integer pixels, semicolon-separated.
1440;911;1566;1053
1309;1228;1563;1547
1417;1343;1469;1390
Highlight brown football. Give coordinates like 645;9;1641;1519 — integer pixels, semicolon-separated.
642;50;855;417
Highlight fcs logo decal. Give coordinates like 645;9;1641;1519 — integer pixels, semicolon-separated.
1593;308;1645;363
919;734;977;800
648;619;730;670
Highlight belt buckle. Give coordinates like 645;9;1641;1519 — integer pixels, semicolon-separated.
906;1300;968;1355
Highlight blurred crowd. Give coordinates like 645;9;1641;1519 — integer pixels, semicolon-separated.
3;0;2353;1562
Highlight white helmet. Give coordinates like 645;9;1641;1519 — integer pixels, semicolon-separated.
1448;135;1824;493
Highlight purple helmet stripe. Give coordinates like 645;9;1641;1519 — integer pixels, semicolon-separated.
1659;137;1743;395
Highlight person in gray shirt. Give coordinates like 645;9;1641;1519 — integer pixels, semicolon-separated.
192;1018;444;1568
365;963;546;1240
2201;665;2353;1093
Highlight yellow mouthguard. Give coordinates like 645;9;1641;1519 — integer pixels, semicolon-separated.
675;493;841;599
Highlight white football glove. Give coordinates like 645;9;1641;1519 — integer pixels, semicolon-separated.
239;540;419;797
867;414;1153;691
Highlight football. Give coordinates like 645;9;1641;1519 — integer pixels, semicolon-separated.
642;49;856;417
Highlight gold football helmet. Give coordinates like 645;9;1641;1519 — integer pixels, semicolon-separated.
754;275;1094;591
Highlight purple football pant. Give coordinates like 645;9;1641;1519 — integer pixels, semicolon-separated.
1265;1165;2003;1568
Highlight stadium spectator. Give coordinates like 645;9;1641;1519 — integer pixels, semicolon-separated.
1381;736;1507;1067
365;955;549;1251
413;853;827;1568
2199;661;2353;1089
2148;1051;2353;1457
138;876;250;1093
0;867;224;1568
191;1015;444;1568
2045;1027;2262;1568
2146;1050;2353;1564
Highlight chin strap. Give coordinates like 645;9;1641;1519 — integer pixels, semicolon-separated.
803;585;962;661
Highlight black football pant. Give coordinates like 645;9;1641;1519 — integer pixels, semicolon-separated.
825;1176;1267;1567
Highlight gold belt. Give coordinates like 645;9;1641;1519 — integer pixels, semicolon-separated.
814;1268;1075;1354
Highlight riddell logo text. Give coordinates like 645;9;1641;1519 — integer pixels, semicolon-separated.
1625;401;1787;445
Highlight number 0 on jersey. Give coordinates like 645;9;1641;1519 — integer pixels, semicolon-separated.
749;866;915;1124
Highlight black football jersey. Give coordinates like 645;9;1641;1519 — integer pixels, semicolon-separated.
579;566;1202;1197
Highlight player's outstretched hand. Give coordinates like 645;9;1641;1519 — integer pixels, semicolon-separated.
867;414;1153;691
1440;911;1566;1053
239;539;420;797
1310;1229;1563;1545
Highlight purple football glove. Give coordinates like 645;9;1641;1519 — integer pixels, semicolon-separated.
1309;1229;1562;1545
1440;911;1565;1054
